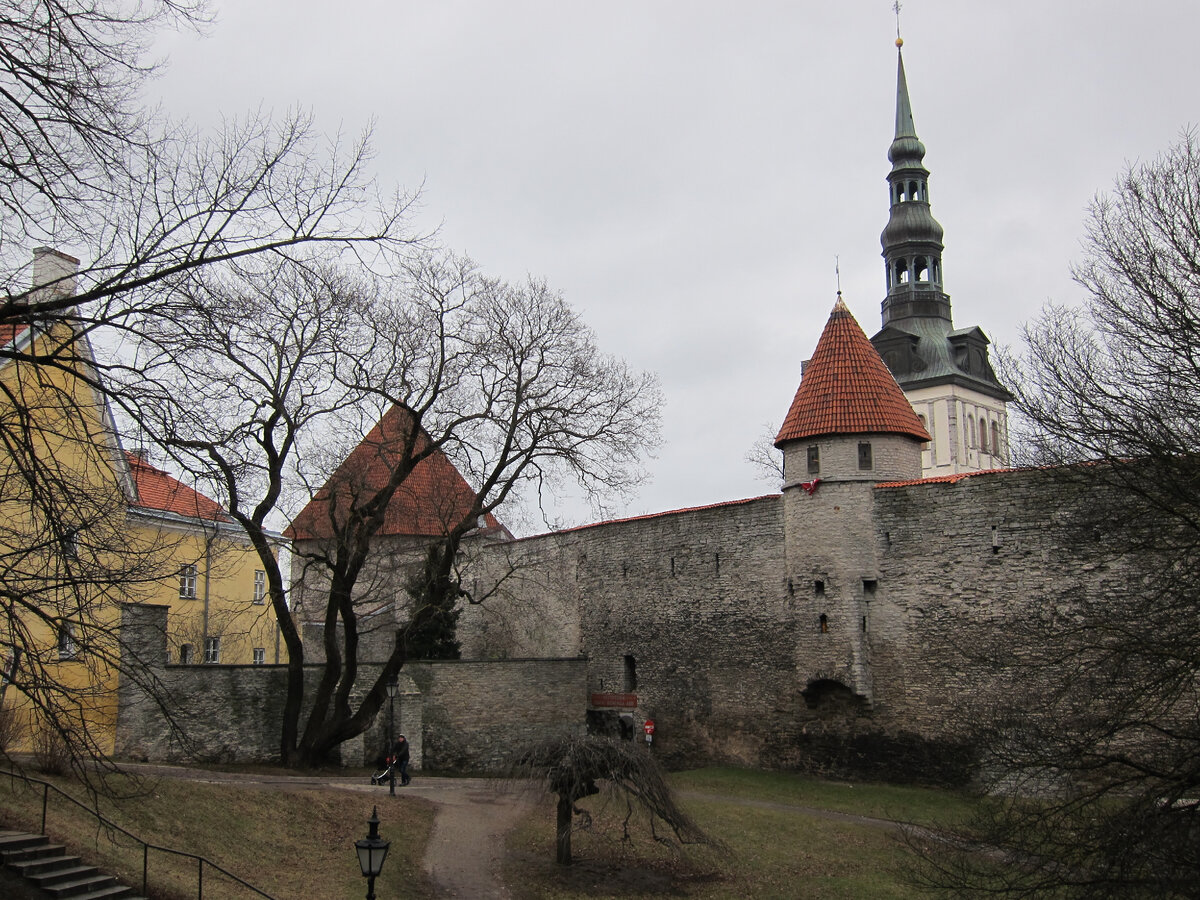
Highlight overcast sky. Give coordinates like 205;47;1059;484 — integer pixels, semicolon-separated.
147;1;1200;530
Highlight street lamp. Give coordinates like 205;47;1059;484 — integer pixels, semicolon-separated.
355;806;390;900
386;675;399;796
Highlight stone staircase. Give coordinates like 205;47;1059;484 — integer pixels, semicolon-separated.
0;830;147;899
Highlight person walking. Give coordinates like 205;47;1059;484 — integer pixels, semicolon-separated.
394;734;411;786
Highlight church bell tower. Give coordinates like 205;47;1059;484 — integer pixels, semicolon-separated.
870;38;1013;476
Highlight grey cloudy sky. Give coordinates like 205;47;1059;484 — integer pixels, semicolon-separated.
148;1;1200;528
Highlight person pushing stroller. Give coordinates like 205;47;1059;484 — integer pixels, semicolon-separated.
370;734;411;786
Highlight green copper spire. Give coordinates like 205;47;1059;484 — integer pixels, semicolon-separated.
889;47;926;171
871;38;1013;404
880;43;948;327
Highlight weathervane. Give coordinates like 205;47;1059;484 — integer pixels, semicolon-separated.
835;256;842;298
893;1;904;46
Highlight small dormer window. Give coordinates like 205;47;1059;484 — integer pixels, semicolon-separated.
858;442;873;470
807;445;820;475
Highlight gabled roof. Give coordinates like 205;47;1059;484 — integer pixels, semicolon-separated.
287;405;506;542
126;452;230;523
776;296;931;446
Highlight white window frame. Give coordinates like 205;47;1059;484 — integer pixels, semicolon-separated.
57;623;77;660
253;570;266;605
179;564;198;599
203;636;220;664
253;647;266;665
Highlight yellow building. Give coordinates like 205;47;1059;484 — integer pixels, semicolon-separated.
0;248;282;759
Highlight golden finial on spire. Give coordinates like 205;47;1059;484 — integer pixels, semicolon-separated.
893;1;904;47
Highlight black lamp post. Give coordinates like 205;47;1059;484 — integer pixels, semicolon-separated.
355;806;390;900
386;675;398;796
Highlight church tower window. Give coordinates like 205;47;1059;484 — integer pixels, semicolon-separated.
807;445;820;474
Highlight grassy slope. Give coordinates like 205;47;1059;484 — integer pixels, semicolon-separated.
0;773;436;900
505;767;976;899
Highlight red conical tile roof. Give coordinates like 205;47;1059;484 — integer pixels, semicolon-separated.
286;405;505;541
775;296;930;446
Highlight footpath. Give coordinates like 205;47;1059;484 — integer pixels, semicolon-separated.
121;763;532;898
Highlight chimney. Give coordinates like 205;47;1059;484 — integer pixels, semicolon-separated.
31;246;80;299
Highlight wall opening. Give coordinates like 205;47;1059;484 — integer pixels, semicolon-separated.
819;613;829;633
623;655;638;692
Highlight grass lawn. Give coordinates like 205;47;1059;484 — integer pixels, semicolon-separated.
0;770;436;899
505;767;975;899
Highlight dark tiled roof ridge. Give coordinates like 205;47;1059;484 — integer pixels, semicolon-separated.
512;493;779;543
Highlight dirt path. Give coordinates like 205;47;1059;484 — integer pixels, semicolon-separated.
120;765;533;898
402;778;534;898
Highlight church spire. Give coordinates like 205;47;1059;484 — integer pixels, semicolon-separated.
880;41;949;329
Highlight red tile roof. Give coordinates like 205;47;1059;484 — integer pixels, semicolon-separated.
126;452;230;522
0;323;30;348
286;405;504;541
876;467;1015;488
775;297;930;446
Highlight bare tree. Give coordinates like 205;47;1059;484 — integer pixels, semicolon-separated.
918;131;1200;898
745;421;784;484
0;1;414;777
117;251;661;766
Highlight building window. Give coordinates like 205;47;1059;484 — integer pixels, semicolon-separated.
623;655;637;692
178;643;193;665
253;570;266;605
858;442;873;470
966;416;976;449
253;648;266;665
819;614;829;634
814;579;825;596
179;564;197;599
807;445;820;475
203;637;220;664
979;418;989;453
57;623;77;660
992;421;1002;459
60;529;78;561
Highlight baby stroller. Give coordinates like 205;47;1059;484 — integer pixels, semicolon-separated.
370;752;397;786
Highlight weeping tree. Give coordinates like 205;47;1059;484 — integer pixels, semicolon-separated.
114;250;661;766
511;735;718;865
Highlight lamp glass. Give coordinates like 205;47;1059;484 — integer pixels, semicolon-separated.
356;839;389;877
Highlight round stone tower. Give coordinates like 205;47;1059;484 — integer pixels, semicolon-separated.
775;295;928;703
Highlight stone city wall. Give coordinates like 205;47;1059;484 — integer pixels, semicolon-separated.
115;604;586;772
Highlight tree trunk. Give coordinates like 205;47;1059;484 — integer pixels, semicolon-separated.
555;794;573;865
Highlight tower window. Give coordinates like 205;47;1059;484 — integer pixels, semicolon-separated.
807;445;820;474
979;419;989;453
915;256;929;283
896;259;910;284
992;421;1002;459
814;579;825;596
966;416;976;449
819;614;829;634
858;442;873;470
624;655;638;692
